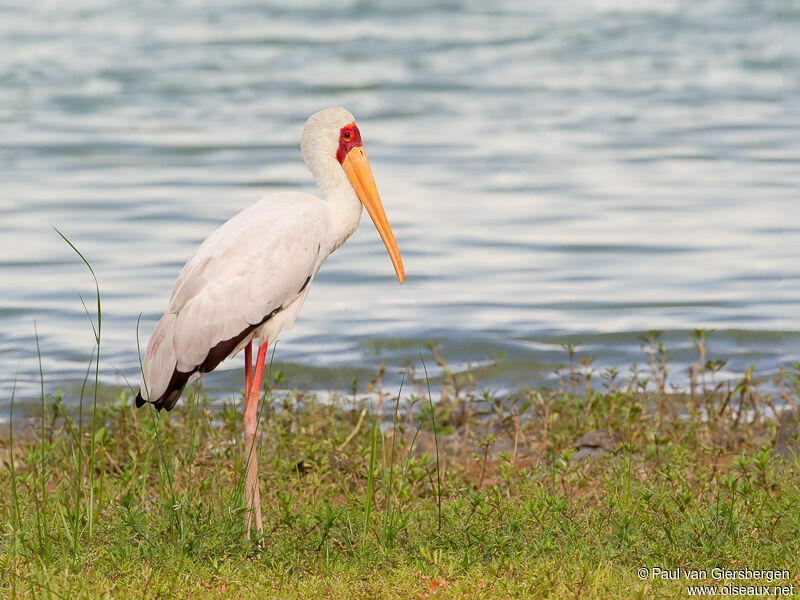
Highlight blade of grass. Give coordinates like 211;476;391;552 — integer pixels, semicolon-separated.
54;228;101;343
34;323;49;553
55;227;102;539
419;348;442;532
8;370;21;600
184;382;201;545
381;369;406;547
362;402;378;545
53;401;84;555
72;346;96;552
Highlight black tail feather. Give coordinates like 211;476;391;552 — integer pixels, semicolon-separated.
134;304;282;413
135;368;192;412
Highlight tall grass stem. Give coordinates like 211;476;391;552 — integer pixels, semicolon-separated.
419;348;442;532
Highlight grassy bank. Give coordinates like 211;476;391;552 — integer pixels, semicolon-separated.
2;339;800;599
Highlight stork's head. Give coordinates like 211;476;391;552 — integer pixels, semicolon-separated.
301;107;404;284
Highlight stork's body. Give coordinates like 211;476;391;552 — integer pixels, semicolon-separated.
136;192;334;411
135;107;404;537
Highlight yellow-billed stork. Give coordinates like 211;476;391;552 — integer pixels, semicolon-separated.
135;107;404;536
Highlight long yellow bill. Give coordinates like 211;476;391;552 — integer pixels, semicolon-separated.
341;146;405;284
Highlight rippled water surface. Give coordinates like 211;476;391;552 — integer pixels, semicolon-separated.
2;0;799;414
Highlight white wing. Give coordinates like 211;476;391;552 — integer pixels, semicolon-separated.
137;191;328;409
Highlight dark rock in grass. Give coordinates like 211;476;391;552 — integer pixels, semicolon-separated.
572;429;622;463
774;408;800;458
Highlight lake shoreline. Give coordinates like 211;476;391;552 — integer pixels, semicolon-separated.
2;358;798;598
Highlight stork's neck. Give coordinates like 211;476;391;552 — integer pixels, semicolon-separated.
303;146;363;255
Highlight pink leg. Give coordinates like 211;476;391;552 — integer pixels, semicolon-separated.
244;342;252;398
243;340;267;538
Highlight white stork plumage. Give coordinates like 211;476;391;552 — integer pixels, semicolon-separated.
135;107;404;536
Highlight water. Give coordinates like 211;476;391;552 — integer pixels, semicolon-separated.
2;0;799;416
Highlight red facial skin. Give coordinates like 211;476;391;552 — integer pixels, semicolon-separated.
336;123;363;163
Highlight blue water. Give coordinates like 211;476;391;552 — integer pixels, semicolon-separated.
1;0;799;415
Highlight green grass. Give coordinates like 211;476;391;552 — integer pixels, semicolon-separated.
2;344;800;599
2;235;799;598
